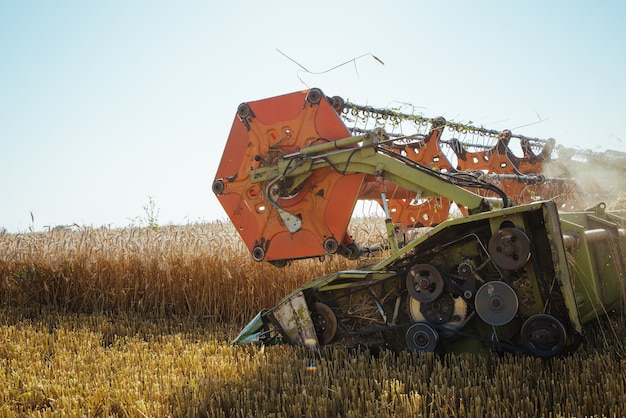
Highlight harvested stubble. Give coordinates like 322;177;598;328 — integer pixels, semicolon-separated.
1;219;625;416
0;307;624;417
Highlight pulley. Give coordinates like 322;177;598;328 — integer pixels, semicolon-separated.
488;227;531;270
418;293;455;324
310;302;337;345
406;323;439;353
409;292;469;332
520;313;567;357
406;264;444;303
474;281;519;326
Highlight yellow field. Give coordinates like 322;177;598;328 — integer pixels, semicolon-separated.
0;222;369;322
1;220;625;417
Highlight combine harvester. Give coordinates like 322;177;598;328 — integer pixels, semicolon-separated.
213;88;626;357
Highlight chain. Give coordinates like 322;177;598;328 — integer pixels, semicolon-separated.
340;101;550;150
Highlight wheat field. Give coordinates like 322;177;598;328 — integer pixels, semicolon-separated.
1;219;625;417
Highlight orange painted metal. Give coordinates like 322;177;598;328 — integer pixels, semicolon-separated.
214;90;365;262
448;135;524;203
447;134;552;206
446;135;574;207
513;138;577;209
383;125;454;227
214;89;580;263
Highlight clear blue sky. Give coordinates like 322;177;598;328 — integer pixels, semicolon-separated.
1;1;625;232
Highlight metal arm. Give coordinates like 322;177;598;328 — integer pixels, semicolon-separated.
250;128;492;230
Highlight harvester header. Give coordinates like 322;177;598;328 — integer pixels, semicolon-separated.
214;88;626;357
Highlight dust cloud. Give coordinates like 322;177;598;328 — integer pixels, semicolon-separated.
543;145;626;211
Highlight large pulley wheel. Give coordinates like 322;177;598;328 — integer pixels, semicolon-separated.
488;228;531;270
406;323;439;353
521;313;567;357
310;302;337;345
475;281;519;326
406;264;444;303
